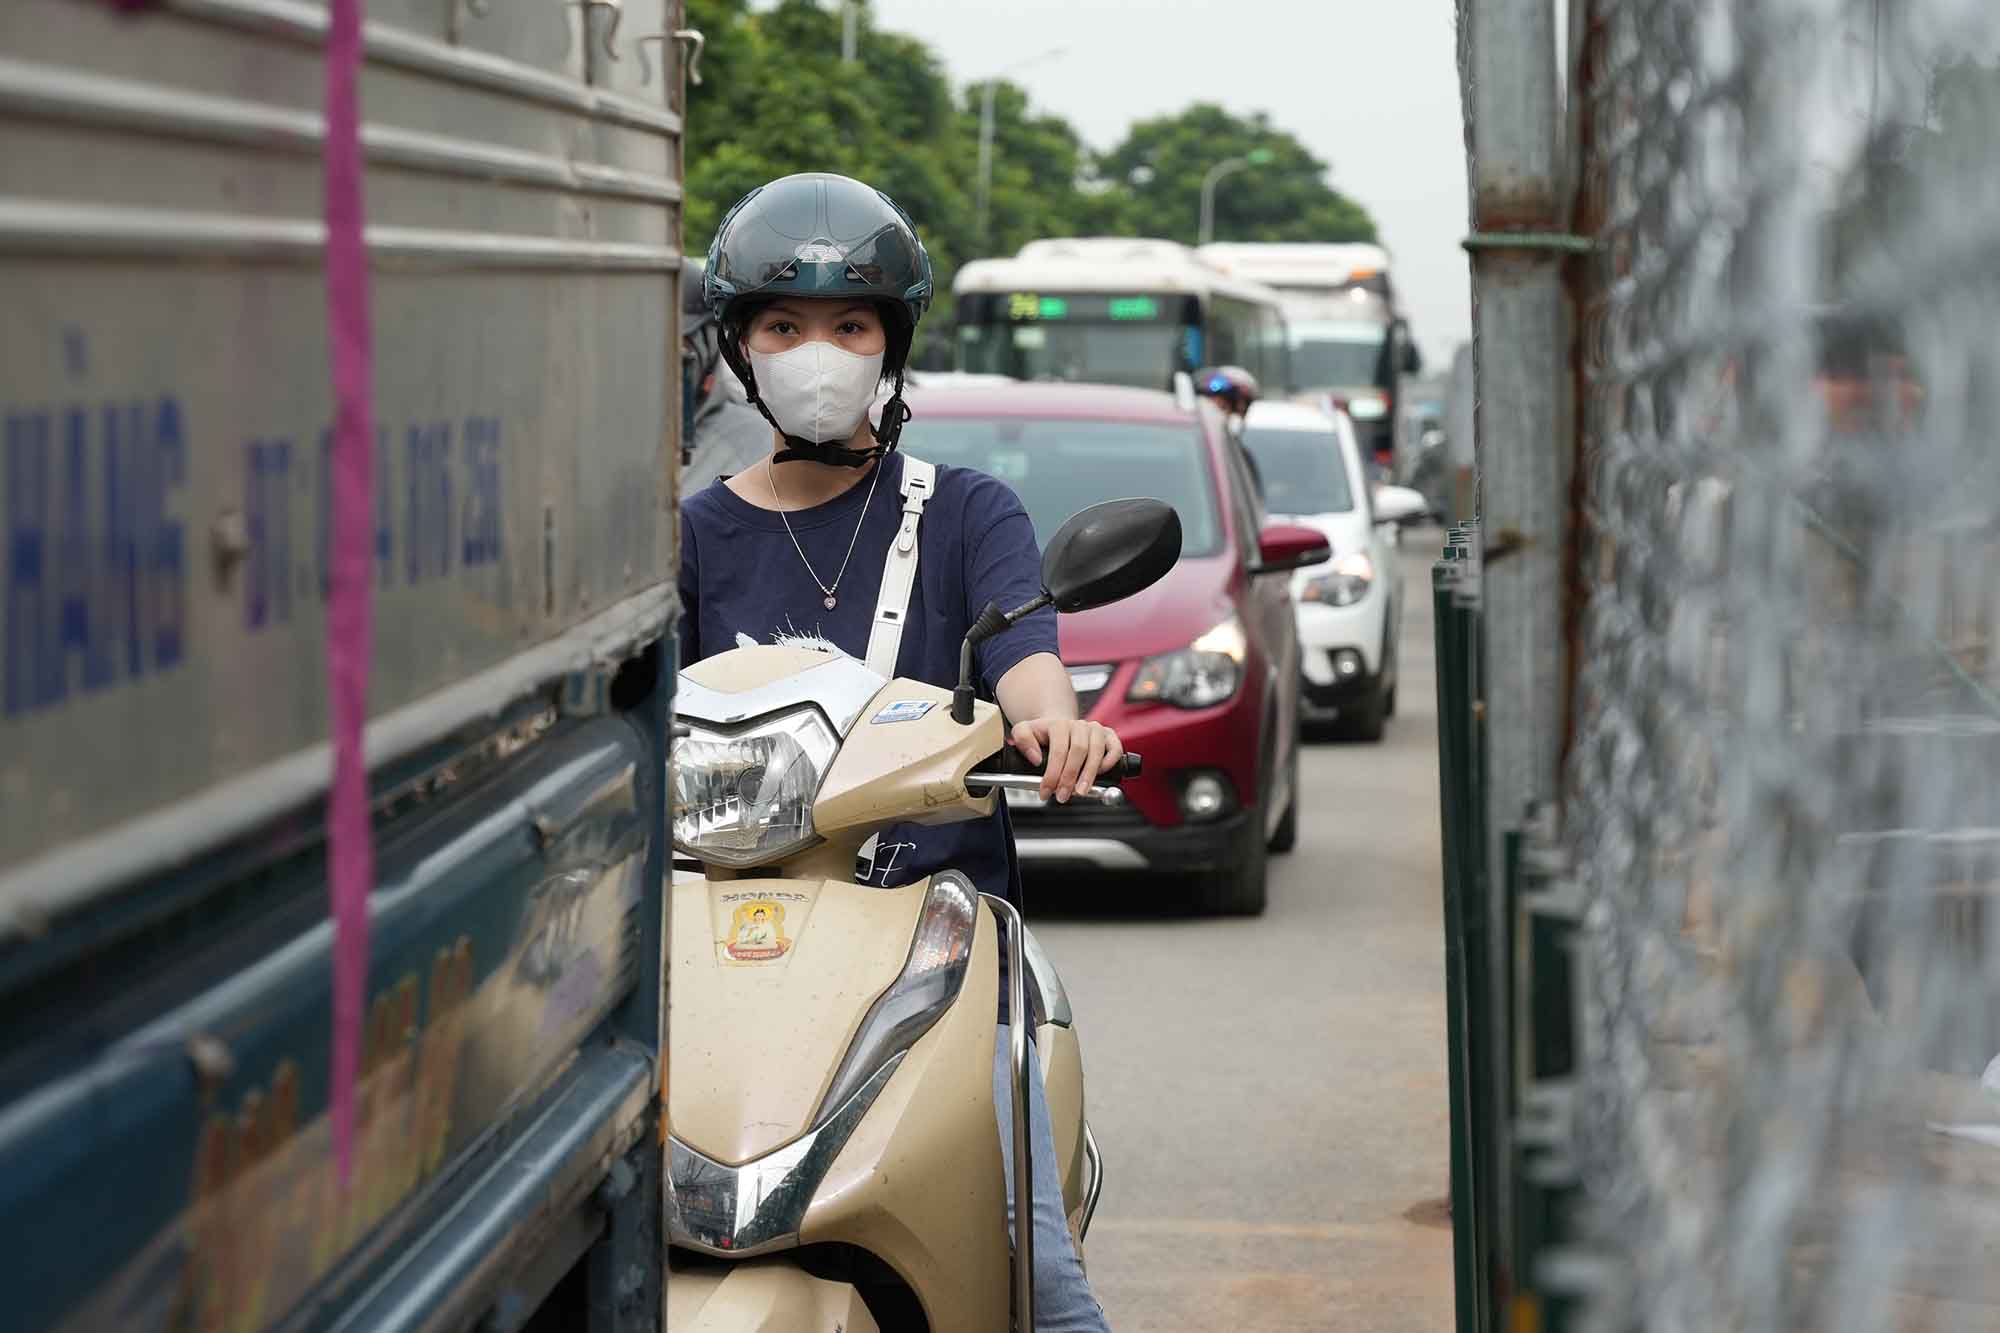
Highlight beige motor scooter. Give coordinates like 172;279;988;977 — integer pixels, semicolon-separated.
664;500;1182;1333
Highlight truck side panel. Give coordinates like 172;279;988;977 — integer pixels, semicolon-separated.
0;0;684;1326
0;714;654;1333
0;0;682;889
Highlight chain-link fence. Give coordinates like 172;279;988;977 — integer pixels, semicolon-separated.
1457;0;2000;1328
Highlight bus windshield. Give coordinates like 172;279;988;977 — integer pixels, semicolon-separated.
956;322;1190;390
1288;320;1390;390
902;417;1224;556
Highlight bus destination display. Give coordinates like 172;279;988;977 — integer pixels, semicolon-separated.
994;293;1170;322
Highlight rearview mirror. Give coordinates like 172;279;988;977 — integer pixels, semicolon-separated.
1251;523;1331;575
952;498;1185;723
1394;319;1423;376
1041;499;1185;613
1373;485;1430;526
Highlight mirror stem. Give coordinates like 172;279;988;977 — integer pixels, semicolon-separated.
1004;591;1052;624
952;638;979;725
952;600;1010;725
950;593;1051;725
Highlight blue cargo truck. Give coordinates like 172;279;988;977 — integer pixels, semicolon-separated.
0;0;692;1328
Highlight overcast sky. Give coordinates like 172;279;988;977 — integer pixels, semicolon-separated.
866;0;1473;369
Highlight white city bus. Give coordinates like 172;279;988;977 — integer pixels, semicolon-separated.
953;238;1291;393
1199;242;1422;477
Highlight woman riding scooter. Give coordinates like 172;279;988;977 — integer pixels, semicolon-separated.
677;171;1116;1331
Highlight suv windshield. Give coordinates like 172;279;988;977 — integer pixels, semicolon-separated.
1241;425;1354;515
902;417;1223;556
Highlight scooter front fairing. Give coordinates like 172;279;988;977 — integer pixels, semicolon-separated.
667;870;1011;1330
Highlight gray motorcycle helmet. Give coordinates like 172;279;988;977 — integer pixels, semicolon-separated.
703;173;933;464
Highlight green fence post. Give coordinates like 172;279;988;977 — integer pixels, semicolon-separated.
1434;523;1488;1333
1458;522;1504;1332
1509;812;1586;1333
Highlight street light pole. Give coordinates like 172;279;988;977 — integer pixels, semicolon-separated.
976;78;999;254
1198;147;1275;246
1198;157;1247;248
974;47;1065;255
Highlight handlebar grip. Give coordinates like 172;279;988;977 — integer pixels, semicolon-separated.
991;745;1039;777
1091;751;1143;787
981;749;1142;783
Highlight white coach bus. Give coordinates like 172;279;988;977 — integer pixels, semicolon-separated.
954;238;1291;393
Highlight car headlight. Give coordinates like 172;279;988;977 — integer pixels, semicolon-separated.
1346;393;1389;421
672;709;837;867
1301;551;1375;607
1127;615;1247;709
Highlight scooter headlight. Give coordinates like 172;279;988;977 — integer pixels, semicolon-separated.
672;709;838;868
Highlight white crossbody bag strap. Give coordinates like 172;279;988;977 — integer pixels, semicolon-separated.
865;457;935;678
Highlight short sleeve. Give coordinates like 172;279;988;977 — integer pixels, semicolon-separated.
960;473;1059;692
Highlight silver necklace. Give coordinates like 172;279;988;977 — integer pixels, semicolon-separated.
766;458;883;610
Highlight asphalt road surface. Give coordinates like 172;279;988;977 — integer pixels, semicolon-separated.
1027;531;1454;1332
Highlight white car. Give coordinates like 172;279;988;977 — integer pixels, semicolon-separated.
1238;402;1426;741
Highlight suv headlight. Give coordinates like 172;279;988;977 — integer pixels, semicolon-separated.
1127;615;1247;709
672;709;837;867
1301;551;1375;607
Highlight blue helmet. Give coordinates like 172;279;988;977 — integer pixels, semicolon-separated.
1196;364;1262;415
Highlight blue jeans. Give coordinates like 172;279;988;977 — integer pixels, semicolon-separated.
993;1025;1112;1333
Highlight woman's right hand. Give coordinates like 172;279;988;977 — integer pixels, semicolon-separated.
1009;717;1124;804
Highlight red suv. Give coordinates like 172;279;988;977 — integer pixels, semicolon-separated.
901;383;1327;914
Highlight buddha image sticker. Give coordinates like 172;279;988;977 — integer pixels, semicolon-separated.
721;899;791;963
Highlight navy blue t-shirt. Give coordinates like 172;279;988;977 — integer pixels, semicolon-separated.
677;452;1059;904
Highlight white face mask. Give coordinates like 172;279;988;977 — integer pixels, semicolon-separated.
748;341;886;445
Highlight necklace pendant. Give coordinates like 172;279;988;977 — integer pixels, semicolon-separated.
824;594;838;611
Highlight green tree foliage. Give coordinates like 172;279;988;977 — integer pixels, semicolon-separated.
951;82;1091;252
681;1;1377;352
684;0;976;358
682;0;948;251
1096;104;1376;245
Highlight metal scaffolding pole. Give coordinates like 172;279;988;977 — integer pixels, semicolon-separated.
1456;0;1576;1321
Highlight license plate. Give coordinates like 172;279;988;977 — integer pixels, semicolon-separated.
1003;787;1048;810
